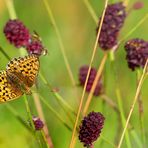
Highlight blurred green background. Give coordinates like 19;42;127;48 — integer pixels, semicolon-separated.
0;0;147;147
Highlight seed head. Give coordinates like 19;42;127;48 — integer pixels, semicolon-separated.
125;38;148;71
4;19;30;48
33;116;44;130
79;65;103;96
79;111;105;147
97;2;126;50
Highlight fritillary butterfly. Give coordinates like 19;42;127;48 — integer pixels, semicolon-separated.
0;54;39;103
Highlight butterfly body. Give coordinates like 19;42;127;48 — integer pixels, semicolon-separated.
0;55;39;103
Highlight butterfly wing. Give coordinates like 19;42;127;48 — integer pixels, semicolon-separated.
0;71;23;102
6;55;40;87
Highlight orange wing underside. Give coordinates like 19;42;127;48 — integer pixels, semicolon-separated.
0;55;39;103
0;71;23;102
6;55;39;87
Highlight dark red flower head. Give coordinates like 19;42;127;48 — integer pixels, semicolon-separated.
79;111;105;147
79;65;103;96
125;38;148;71
33;116;44;130
4;19;30;48
97;2;126;50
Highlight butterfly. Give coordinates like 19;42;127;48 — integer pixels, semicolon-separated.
0;54;39;103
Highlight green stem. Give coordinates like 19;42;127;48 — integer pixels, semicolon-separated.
118;13;148;44
100;135;116;148
83;0;98;24
23;96;44;147
116;89;132;148
54;92;76;115
39;72;76;115
109;50;115;61
42;0;75;86
130;129;143;148
53;92;76;126
39;95;72;131
117;60;148;148
6;103;33;133
41;130;50;148
136;70;146;147
5;0;17;19
0;46;11;60
100;94;119;114
23;95;35;130
24;96;45;147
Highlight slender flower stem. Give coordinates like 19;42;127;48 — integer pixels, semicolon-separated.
116;88;132;148
83;52;108;115
23;95;43;147
109;50;115;61
39;95;72;131
83;0;98;24
109;49;131;148
23;95;35;130
69;1;109;147
5;0;17;19
0;46;11;60
136;70;146;147
100;94;119;113
53;92;76;125
117;59;148;148
41;130;50;148
42;0;75;86
118;13;148;45
39;72;75;115
100;135;116;148
5;103;33;133
54;92;76;115
32;92;54;148
130;129;143;148
124;0;130;6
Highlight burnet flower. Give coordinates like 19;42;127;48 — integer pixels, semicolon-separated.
32;116;44;130
4;19;30;48
125;38;148;71
79;111;105;147
97;2;126;50
79;65;103;96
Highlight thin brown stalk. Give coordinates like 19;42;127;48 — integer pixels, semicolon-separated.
117;59;148;148
83;52;108;115
42;0;75;86
33;92;54;148
101;94;119;113
69;0;109;147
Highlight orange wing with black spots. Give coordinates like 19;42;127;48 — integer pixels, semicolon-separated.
0;55;40;103
6;55;40;87
0;71;23;102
